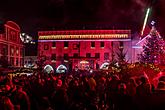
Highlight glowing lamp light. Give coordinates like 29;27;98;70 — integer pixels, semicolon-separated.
151;21;155;26
80;60;89;64
21;33;25;36
159;71;163;75
20;33;34;44
39;34;129;40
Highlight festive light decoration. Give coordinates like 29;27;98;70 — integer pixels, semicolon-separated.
20;33;35;44
80;60;89;64
141;8;151;36
39;34;129;40
139;22;165;64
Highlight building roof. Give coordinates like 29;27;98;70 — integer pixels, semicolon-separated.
5;21;20;31
38;30;131;35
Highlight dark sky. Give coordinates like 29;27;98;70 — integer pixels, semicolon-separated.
0;0;165;38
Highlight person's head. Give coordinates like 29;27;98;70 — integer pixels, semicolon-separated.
128;77;137;86
4;84;11;92
57;79;62;87
159;76;165;82
2;96;15;110
100;77;106;83
140;76;148;84
73;80;79;86
157;81;165;90
118;83;127;94
112;74;119;81
16;84;23;92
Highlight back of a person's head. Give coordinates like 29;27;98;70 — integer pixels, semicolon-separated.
157;81;165;90
128;77;137;86
16;84;23;91
140;76;147;84
57;79;63;87
119;82;126;88
159;75;165;82
1;96;14;110
100;77;106;83
112;75;119;81
118;83;127;94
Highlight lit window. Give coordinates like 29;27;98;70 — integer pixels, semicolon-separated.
86;53;91;58
91;42;95;48
100;42;104;48
10;47;14;56
104;53;109;60
64;54;69;60
95;53;100;58
64;41;68;48
51;54;56;60
44;44;49;50
52;42;56;48
73;53;78;58
16;48;19;55
119;41;124;49
10;57;14;66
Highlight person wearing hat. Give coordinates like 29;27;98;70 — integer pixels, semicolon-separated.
150;77;165;110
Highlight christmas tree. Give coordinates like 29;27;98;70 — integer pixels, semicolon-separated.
139;21;165;64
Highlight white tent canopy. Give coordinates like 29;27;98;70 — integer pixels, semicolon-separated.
44;65;54;74
100;62;109;70
56;65;67;73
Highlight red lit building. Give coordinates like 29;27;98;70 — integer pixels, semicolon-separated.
0;21;24;67
38;30;132;71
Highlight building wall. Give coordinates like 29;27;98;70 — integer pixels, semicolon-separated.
0;21;24;67
38;30;132;71
38;41;114;69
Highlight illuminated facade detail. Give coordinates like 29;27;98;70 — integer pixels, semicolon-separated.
38;30;132;71
39;34;129;40
0;21;24;67
24;56;37;69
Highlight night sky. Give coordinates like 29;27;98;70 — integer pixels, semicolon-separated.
0;0;165;55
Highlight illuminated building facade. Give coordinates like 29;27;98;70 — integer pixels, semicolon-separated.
0;21;24;67
38;30;132;71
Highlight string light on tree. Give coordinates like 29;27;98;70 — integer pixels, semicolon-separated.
139;21;165;65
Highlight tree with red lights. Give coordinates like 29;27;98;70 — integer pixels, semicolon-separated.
139;21;165;65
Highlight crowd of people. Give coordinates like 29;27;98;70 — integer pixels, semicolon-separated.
0;70;165;110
